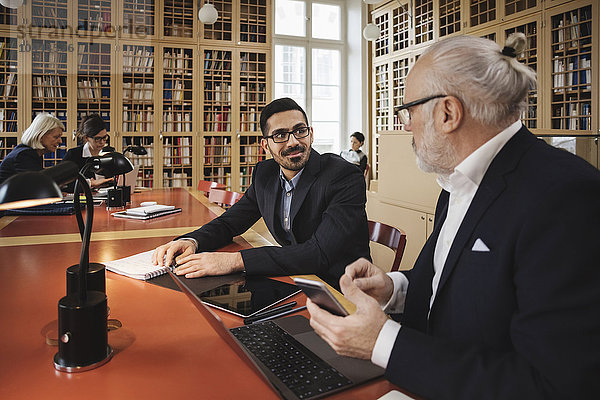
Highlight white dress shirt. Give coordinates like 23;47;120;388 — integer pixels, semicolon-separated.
371;120;523;369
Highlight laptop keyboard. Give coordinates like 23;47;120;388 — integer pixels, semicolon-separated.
230;321;353;399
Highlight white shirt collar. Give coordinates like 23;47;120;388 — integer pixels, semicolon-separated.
438;120;522;192
82;142;93;157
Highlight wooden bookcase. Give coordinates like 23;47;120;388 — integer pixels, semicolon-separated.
0;1;271;193
369;0;599;179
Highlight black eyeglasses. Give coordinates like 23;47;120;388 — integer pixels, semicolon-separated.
93;134;110;143
395;95;447;125
265;126;311;143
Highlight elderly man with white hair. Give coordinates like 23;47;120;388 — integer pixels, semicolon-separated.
307;33;600;399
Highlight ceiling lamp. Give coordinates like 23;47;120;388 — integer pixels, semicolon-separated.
363;23;381;41
0;0;24;9
199;2;219;25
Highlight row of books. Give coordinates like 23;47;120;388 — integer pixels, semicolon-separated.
552;56;592;92
163;136;192;166
552;102;592;130
122;109;154;132
163;171;192;188
204;112;231;132
552;9;591;50
0;41;16;63
123;47;155;73
240;144;265;164
0;138;17;159
77;78;110;100
204;51;232;71
240;166;255;189
33;76;67;99
1;72;16;97
162;111;192;132
123;82;154;101
163;51;192;74
136;169;154;188
204;136;231;165
129;147;154;168
204;82;231;102
240;109;259;131
0;110;17;132
77;44;111;68
77;10;112;33
163;79;191;101
240;84;267;103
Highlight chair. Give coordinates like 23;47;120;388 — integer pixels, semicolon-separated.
368;220;407;272
197;180;226;197
363;163;370;179
208;189;244;208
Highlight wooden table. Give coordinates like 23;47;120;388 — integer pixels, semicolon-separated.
0;188;400;399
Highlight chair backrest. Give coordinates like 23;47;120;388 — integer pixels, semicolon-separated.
197;180;226;196
364;163;370;179
208;189;243;208
368;220;407;272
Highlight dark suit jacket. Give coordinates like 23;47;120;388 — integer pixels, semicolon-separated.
63;145;95;178
387;127;600;399
0;144;42;184
180;149;371;287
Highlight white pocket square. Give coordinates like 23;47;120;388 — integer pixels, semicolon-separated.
472;238;490;252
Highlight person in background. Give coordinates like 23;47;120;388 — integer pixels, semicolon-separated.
152;97;370;288
62;113;114;189
0;113;64;185
340;132;368;174
306;33;600;399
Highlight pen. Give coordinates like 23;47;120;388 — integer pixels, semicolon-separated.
243;301;297;325
249;306;307;325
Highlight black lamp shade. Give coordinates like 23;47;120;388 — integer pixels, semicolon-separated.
123;145;148;156
94;152;134;178
0;171;62;210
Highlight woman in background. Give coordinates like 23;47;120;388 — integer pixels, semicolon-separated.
0;113;64;185
63;113;114;189
340;131;368;174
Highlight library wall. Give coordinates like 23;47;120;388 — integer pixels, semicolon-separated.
0;0;271;192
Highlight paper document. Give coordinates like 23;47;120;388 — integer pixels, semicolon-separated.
103;250;173;280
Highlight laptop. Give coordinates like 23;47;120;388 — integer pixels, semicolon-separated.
167;269;384;400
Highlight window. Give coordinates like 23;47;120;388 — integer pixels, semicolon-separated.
274;0;344;155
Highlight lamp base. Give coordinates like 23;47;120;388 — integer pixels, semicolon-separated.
54;290;112;373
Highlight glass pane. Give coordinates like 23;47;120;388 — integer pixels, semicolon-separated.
274;45;306;109
312;3;341;40
312;49;340;153
275;0;306;37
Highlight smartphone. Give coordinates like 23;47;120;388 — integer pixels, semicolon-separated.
293;278;349;316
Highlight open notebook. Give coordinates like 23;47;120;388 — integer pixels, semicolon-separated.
103;250;172;280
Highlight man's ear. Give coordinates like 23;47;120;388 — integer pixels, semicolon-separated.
260;138;271;154
309;127;314;145
437;95;463;134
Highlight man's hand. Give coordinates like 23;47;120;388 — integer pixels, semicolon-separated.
307;274;388;359
345;258;394;306
173;252;244;278
151;240;195;268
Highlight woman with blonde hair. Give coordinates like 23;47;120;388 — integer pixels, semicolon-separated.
0;113;64;184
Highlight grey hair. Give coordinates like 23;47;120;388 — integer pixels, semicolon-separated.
419;33;537;129
21;113;65;150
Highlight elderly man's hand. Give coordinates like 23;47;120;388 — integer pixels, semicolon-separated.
345;258;394;306
307;274;388;359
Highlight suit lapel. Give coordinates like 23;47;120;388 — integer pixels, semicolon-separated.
433;127;537;300
263;168;283;241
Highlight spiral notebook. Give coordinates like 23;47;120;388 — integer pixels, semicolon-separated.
103;250;173;280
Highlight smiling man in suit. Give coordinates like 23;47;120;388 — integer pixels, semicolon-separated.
152;97;370;287
306;33;600;398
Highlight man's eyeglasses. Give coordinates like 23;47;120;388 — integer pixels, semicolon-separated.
395;95;447;125
265;126;311;143
93;134;109;143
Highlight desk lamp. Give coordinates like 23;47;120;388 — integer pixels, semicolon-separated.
0;153;133;372
118;145;147;204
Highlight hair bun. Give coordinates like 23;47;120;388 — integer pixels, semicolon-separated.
504;32;527;58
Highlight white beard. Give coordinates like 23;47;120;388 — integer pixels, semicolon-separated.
412;118;458;175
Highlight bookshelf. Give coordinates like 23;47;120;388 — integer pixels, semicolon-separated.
0;5;17;26
369;0;599;179
77;0;113;33
163;0;195;38
2;1;271;191
76;41;112;136
203;0;233;41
